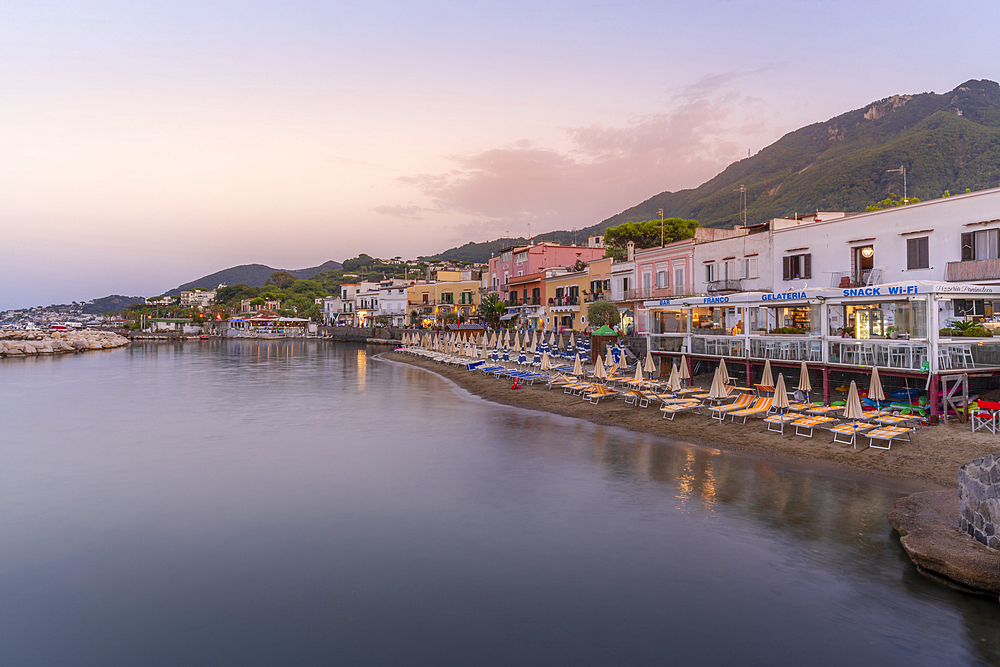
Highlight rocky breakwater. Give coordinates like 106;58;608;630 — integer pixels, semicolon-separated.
889;452;1000;598
0;330;131;357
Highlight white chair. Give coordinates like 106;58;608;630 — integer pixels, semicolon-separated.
951;344;975;368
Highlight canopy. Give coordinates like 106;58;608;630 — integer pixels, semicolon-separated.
844;381;864;420
761;360;774;387
773;373;790;411
869;367;886;403
797;361;812;393
592;325;617;336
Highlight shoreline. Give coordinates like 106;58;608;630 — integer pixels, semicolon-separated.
383;350;998;490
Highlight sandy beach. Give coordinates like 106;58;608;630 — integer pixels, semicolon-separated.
384;351;999;489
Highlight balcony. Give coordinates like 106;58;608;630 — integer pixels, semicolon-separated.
946;258;1000;282
706;279;742;294
547;296;579;307
624;286;678;301
829;268;883;288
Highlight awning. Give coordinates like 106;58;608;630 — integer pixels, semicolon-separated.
500;313;518;321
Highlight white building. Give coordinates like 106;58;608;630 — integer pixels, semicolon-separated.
180;289;217;307
769;189;1000;293
377;284;409;327
322;296;353;325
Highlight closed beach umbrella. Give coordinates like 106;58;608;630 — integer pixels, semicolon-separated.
644;350;657;375
504;330;511;347
708;366;726;400
541;350;551;371
572;353;583;376
679;355;690;381
633;364;644;383
718;358;730;385
761;359;774;387
869;366;886;404
844;381;864;420
569;332;576;348
548;331;556;348
797;361;812;393
594;355;607;380
558;334;565;352
532;331;539;352
668;364;682;393
774;373;790;412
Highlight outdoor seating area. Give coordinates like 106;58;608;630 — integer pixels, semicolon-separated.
396;333;934;452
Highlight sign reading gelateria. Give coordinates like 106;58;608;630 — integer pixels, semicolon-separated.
762;292;807;301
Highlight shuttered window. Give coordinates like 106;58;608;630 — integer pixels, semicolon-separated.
906;237;929;269
782;254;811;281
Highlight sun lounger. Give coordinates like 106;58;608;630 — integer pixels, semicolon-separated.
790;415;836;437
872;414;921;427
866;426;914;450
584;385;619;405
729;397;773;423
624;388;650;408
564;381;596;395
660;400;702;420
754;384;775;396
805;405;843;418
708;393;755;422
828;421;877;448
788;402;822;412
764;412;801;434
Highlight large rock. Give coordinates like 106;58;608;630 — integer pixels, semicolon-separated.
889;490;1000;597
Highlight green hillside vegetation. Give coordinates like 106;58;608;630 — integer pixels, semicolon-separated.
432;79;1000;262
603;218;699;259
167;260;343;294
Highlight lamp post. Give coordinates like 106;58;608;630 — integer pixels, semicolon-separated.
887;165;907;204
659;208;664;247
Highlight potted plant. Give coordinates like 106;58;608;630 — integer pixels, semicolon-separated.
885;326;898;340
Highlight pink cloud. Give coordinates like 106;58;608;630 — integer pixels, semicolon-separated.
382;89;773;236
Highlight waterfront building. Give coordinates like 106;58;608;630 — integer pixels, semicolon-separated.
487;241;606;302
145;296;176;306
407;279;481;327
179;288;218;307
377;284;409;327
240;298;281;314
322;296;353;325
609;245;636;331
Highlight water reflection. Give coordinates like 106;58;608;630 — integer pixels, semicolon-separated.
0;341;996;667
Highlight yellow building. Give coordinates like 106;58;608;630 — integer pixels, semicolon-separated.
538;258;616;332
407;280;481;327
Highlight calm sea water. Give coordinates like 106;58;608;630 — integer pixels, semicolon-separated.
0;340;996;666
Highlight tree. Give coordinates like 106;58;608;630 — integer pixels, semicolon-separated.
265;271;297;289
865;193;921;211
479;293;507;328
587;300;621;328
604;218;699;258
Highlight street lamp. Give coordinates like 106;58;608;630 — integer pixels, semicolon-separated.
659;208;664;247
887;165;907;204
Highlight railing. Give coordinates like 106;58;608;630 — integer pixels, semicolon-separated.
624;286;681;301
946;258;1000;282
829;268;883;288
749;336;823;362
548;297;580;306
706;279;743;293
648;334;685;352
939;339;1000;369
691;335;746;357
828;340;928;370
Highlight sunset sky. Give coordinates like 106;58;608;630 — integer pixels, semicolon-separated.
2;1;998;309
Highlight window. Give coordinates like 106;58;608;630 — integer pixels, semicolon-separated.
642;273;652;292
656;270;668;288
907;237;929;269
674;267;685;291
782;254;811;280
441;292;453;304
622;277;629;292
724;260;737;281
705;263;717;282
961;230;1000;261
503;271;509;284
743;257;758;279
531;287;540;304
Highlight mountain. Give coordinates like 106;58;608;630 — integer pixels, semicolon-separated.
82;295;146;314
165;260;342;295
432;79;1000;261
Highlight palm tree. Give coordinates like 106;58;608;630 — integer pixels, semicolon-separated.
479;293;507;329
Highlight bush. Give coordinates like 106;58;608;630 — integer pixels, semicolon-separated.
768;327;806;334
964;326;993;337
939;327;956;336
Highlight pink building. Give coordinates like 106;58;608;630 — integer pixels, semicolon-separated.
630;239;696;334
488;242;607;300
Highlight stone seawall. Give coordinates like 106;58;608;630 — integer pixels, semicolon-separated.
0;330;131;357
958;453;1000;550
